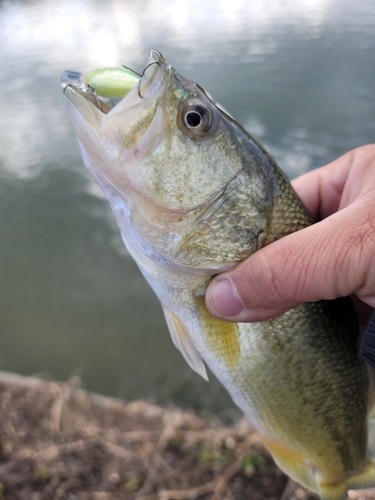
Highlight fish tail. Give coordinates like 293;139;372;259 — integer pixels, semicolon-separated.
265;437;375;500
318;483;347;500
319;458;375;500
347;458;375;491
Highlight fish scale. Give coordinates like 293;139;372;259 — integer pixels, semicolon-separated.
63;50;375;499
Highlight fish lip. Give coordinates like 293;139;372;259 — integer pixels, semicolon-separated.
63;84;114;115
63;85;104;142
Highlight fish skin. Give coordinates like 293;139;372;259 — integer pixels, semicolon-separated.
63;50;375;499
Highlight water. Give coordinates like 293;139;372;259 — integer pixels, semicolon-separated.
0;0;374;414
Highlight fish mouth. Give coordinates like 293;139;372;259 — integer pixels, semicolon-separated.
62;50;174;166
62;51;177;231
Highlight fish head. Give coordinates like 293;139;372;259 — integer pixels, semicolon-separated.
64;50;309;273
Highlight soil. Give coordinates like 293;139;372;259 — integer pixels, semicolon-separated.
0;372;372;500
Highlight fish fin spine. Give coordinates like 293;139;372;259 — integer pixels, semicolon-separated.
162;305;208;380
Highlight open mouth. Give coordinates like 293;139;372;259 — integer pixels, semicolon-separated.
61;68;140;114
61;50;167;115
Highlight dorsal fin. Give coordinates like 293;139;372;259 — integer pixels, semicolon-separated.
162;305;208;381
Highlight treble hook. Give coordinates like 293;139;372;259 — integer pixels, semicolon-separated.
87;83;103;112
122;65;142;77
137;60;161;99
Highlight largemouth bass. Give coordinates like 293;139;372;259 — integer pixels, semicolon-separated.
63;50;375;500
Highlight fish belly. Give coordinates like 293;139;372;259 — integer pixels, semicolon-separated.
199;297;374;497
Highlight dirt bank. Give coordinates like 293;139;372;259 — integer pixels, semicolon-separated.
0;372;372;500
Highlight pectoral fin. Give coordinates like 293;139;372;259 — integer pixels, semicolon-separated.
195;296;240;370
162;306;208;381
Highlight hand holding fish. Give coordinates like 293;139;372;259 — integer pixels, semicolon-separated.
206;144;375;324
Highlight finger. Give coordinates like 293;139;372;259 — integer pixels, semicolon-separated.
206;200;375;322
291;150;354;220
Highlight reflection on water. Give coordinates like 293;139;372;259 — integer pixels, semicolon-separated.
0;0;374;412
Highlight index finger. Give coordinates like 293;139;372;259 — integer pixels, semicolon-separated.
291;151;354;221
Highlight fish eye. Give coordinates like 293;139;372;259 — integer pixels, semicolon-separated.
182;104;211;133
186;111;202;128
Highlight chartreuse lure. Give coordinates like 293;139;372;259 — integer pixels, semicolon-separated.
83;67;140;99
61;67;139;99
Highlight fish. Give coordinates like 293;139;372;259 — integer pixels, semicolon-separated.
63;50;375;500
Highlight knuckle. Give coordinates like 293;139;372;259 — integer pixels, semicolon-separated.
345;145;375;183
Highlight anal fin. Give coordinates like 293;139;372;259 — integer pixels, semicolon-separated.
263;437;319;493
162;305;208;381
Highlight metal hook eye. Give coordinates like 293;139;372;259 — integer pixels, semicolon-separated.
137;60;161;99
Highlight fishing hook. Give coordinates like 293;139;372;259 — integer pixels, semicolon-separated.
122;65;142;77
87;83;103;112
137;60;161;99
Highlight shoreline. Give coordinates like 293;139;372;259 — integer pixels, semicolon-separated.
0;371;367;500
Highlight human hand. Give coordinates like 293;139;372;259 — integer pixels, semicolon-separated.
206;145;375;327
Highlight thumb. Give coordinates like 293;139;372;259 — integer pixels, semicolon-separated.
205;202;375;322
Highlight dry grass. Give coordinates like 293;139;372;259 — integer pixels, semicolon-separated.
0;372;370;500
